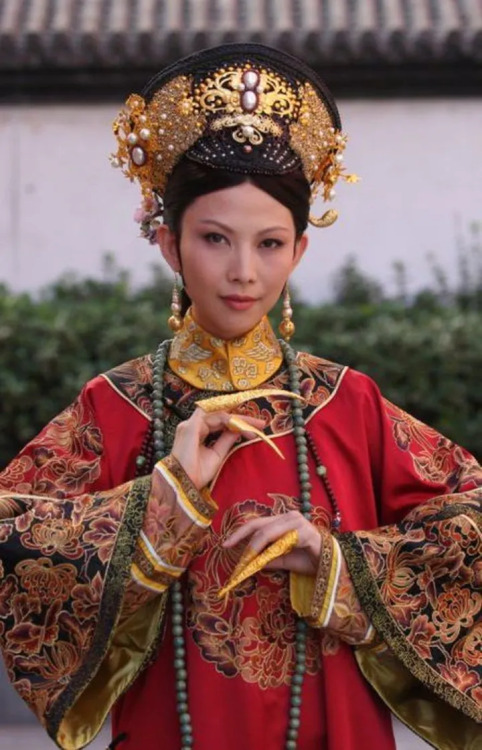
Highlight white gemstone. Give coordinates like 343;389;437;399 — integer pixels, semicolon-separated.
156;154;163;162
335;152;344;163
161;113;167;120
110;157;120;168
242;91;257;111
167;144;174;151
127;132;138;145
329;189;336;200
158;128;165;135
243;70;259;89
140;128;150;140
242;125;254;136
131;146;146;166
139;115;147;123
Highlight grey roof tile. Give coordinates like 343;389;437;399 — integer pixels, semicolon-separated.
1;0;481;68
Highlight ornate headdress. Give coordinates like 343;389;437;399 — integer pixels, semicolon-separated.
111;44;358;242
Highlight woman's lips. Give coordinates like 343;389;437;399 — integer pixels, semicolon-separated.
221;295;258;311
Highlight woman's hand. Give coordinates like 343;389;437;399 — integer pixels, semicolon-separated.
171;408;266;490
223;510;323;576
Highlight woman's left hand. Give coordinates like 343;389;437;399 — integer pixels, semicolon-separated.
223;510;323;575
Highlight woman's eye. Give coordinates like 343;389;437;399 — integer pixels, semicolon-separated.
204;232;226;244
260;238;284;249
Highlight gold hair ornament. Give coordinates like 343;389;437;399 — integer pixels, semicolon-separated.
111;67;359;236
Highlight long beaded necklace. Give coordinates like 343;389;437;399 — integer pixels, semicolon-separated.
144;337;342;750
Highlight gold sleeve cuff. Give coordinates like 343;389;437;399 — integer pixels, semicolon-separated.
131;457;217;593
290;533;340;627
159;454;218;527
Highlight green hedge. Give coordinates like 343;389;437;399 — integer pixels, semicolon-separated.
1;265;481;468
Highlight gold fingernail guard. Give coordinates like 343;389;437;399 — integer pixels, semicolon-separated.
218;529;298;598
197;389;305;460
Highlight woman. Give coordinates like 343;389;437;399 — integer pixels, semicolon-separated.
0;44;480;750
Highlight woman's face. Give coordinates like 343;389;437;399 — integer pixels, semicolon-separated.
159;182;307;340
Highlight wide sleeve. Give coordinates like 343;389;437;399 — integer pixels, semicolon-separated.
337;389;482;749
0;382;213;749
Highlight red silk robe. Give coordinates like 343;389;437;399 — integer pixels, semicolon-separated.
0;351;480;749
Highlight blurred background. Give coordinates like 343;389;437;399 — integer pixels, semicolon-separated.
1;1;481;746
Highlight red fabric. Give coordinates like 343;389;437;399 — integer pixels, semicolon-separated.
112;370;421;750
2;357;477;748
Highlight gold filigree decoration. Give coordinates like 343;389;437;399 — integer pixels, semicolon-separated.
111;76;206;201
196;67;298;118
211;113;282;145
111;67;358;218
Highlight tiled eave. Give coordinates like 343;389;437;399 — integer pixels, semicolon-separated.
1;0;482;101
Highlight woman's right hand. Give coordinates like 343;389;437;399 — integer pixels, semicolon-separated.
169;408;266;490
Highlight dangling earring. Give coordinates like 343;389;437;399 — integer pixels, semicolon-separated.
278;284;295;341
168;275;183;332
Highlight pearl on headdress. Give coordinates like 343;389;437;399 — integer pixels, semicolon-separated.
242;91;257;111
127;132;138;145
329;189;336;200
243;70;259;88
110;156;121;168
168;144;174;151
242;125;255;137
139;115;147;123
158;128;165;135
140;128;151;140
335;153;344;163
131;146;147;166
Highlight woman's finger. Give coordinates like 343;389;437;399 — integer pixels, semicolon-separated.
224;511;301;550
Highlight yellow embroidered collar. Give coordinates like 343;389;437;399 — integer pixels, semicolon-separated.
168;309;283;391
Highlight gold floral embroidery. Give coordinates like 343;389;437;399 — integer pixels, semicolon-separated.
169;309;283;391
339;488;482;722
384;399;482;490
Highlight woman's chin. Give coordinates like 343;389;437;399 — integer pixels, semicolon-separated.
203;309;264;340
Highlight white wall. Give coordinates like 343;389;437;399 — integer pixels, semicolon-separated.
1;99;481;301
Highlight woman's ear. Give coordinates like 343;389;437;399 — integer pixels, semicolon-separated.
157;225;181;272
292;233;308;270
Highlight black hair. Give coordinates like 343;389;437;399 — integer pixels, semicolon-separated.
163;157;311;240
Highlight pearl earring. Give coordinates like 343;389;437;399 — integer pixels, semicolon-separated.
168;275;183;332
278;284;295;341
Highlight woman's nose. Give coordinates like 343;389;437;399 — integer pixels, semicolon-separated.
228;246;257;283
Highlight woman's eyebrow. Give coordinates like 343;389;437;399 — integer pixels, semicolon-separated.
198;219;290;233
